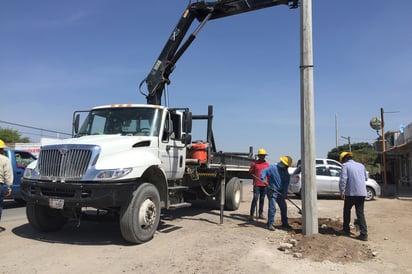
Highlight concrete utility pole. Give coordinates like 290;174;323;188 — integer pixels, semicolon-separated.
300;0;318;235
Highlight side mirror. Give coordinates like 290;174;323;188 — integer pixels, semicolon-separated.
183;110;192;133
73;114;80;134
182;133;192;145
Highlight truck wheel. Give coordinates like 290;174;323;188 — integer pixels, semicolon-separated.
26;203;68;232
225;177;241;210
120;183;161;244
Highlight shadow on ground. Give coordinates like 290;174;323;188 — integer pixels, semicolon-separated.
10;199;226;246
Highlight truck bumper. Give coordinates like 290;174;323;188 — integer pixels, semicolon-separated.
21;178;140;209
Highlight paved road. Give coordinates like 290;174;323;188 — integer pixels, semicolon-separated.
1;200;26;222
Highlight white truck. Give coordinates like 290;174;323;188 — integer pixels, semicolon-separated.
22;103;251;243
21;0;298;243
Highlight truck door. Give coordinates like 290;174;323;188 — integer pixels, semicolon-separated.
159;111;186;180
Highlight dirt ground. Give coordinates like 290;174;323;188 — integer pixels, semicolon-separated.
0;185;411;274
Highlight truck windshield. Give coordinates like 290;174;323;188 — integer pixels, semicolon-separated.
77;107;162;137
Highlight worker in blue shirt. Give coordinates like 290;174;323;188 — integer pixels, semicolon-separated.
260;156;292;231
339;151;368;241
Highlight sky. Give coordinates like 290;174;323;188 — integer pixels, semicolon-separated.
1;0;411;164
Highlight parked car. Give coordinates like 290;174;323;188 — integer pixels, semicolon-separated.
289;164;381;201
296;158;342;168
3;149;37;202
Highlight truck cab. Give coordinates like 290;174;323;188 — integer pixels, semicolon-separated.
73;104;191;181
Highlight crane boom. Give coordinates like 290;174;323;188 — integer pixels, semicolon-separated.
140;0;299;105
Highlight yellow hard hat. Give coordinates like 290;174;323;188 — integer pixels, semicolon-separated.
280;156;292;167
0;139;6;148
339;151;353;163
257;148;267;155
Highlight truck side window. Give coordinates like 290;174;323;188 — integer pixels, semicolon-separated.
171;113;181;140
14;151;36;168
162;113;172;141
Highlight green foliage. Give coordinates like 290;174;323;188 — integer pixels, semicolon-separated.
327;142;380;175
0;127;31;143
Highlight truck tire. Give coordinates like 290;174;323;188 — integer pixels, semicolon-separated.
225;177;241;211
120;183;161;244
26;203;68;232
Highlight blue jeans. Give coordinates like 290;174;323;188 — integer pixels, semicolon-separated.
0;184;6;221
266;189;288;227
250;186;266;216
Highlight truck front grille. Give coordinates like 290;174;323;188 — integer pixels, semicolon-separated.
38;146;94;179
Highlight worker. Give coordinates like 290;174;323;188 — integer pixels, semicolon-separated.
0;139;13;224
248;148;270;221
260;156;292;231
338;151;368;241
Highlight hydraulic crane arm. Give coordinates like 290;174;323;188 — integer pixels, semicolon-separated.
140;0;299;105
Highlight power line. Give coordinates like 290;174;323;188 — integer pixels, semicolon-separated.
19;131;68;139
0;120;71;136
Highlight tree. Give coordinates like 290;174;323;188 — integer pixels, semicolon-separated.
327;142;380;176
0;127;31;143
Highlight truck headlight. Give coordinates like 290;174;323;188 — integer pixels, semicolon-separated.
96;168;132;180
24;167;40;179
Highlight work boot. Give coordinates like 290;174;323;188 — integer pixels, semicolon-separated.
357;234;368;241
281;224;292;230
266;224;276;231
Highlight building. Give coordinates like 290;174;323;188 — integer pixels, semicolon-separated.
376;122;412;198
